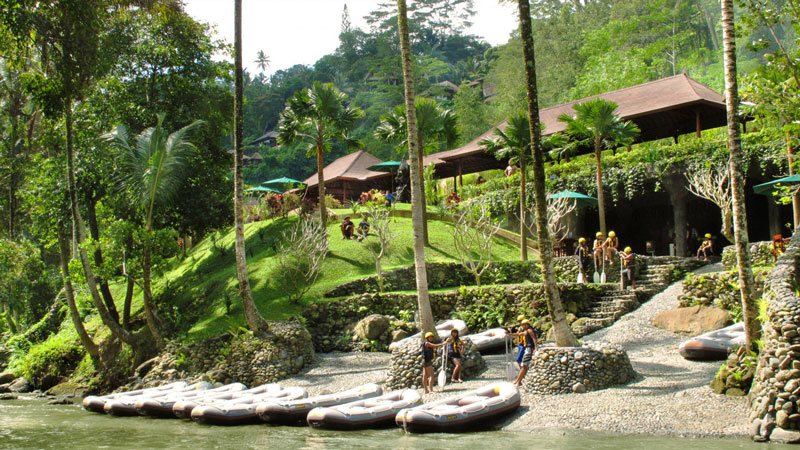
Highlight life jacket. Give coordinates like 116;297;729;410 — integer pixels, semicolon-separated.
593;239;604;250
624;252;636;268
577;245;590;258
606;237;619;249
421;342;433;362
520;330;535;348
702;239;712;249
447;338;462;355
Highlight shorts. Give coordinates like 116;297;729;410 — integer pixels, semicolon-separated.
516;345;524;364
449;354;462;363
521;348;533;367
423;361;433;368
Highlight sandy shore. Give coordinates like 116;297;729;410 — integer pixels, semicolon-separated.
281;262;748;437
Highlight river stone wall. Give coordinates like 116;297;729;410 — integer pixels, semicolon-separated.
521;341;636;394
384;339;486;390
304;283;605;352
679;269;767;316
723;241;776;269
137;321;314;389
749;233;800;444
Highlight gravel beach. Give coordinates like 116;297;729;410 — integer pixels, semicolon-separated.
282;262;748;436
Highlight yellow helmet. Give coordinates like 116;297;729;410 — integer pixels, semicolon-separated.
624;246;632;253
517;314;526;322
705;233;712;238
608;231;615;237
521;319;531;325
578;237;586;243
596;232;603;237
424;332;434;338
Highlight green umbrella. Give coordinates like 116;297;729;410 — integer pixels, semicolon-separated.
366;161;402;172
548;190;598;208
245;186;282;194
262;177;306;190
753;174;800;196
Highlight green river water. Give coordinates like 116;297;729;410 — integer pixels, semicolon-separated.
0;397;793;449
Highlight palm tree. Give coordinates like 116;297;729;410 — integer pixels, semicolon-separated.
721;0;759;349
395;0;435;337
516;0;579;347
375;97;458;246
107;114;203;348
277;81;362;227
255;50;270;73
479;113;531;260
558;98;639;235
235;0;269;336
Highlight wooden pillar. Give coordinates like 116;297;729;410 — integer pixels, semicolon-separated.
673;134;679;145
453;175;457;194
696;109;702;138
458;160;463;187
665;170;688;256
342;180;347;204
767;196;782;238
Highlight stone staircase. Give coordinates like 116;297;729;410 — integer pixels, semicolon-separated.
571;257;707;337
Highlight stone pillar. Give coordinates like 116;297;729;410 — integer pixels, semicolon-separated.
665;170;688;257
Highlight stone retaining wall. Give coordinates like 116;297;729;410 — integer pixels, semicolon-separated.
749;233;800;443
522;341;635;394
723;241;776;269
679;269;767;319
385;339;486;390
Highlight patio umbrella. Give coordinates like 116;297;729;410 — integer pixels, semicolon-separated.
548;190;598;208
245;186;282;194
262;177;306;191
753;174;800;196
367;161;402;192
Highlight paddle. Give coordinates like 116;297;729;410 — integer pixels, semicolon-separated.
437;347;447;388
620;254;624;290
592;254;600;283
577;271;584;284
505;334;517;382
600;248;607;283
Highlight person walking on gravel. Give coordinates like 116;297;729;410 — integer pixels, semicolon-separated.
620;246;636;290
445;329;465;383
509;320;538;386
421;332;446;394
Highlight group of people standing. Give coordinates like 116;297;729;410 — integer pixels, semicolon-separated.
574;231;637;289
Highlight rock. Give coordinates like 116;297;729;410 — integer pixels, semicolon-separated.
0;393;17;400
572;382;587;393
46;382;85;397
0;372;15;384
777;410;791;428
770;428;800;444
0;383;9;393
652;305;732;335
47;397;74;405
8;378;31;393
391;330;410;342
354;314;391;341
726;388;746;397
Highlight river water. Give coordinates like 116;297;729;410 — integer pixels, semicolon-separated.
0;397;792;449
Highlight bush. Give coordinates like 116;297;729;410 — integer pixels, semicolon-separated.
10;327;83;388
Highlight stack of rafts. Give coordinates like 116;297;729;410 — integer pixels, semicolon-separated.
83;380;520;433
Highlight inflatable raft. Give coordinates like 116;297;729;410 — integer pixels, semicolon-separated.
187;386;308;425
395;382;520;433
389;320;469;351
83;381;189;414
466;328;507;353
173;383;286;419
104;382;212;416
307;389;421;430
257;383;382;425
135;382;247;418
679;322;745;360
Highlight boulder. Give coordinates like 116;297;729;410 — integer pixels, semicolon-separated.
391;329;410;342
652;305;731;335
46;382;85;397
0;372;15;384
0;393;17;400
354;314;391;341
8;378;31;393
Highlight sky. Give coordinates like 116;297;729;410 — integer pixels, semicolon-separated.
182;0;518;76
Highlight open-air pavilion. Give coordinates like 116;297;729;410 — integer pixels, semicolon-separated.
303;150;393;204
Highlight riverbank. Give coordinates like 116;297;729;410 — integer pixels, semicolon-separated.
276;263;748;438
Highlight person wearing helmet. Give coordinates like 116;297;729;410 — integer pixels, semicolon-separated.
421;331;446;394
513;315;528;368
620;246;636;290
445;329;465;383
575;237;591;283
697;233;713;261
592;232;605;270
604;231;619;261
509;319;539;386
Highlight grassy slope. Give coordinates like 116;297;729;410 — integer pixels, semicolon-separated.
117;215;520;342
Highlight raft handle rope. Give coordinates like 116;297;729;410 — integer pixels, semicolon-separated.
401;409;409;433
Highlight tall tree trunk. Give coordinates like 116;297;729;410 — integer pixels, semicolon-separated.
1;301;17;334
397;0;435;336
594;139;607;235
788;131;800;229
520;154;528;260
700;2;720;51
721;0;760;350
122;275;134;330
417;135;429;246
234;0;269;336
518;0;579;347
65;103;134;346
57;228;99;362
665;170;687;256
317;141;327;227
141;235;164;348
86;198;120;323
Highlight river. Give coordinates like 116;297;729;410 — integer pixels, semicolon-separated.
0;396;791;449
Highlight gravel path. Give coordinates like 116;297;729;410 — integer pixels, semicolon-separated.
507;262;750;437
285;263;748;436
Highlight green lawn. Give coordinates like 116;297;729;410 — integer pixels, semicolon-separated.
113;215;521;342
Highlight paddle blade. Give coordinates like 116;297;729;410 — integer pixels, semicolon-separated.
437;369;447;388
593;271;600;283
577;272;584;284
506;363;518;382
600;271;607;283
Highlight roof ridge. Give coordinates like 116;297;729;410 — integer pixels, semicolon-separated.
542;74;689;111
